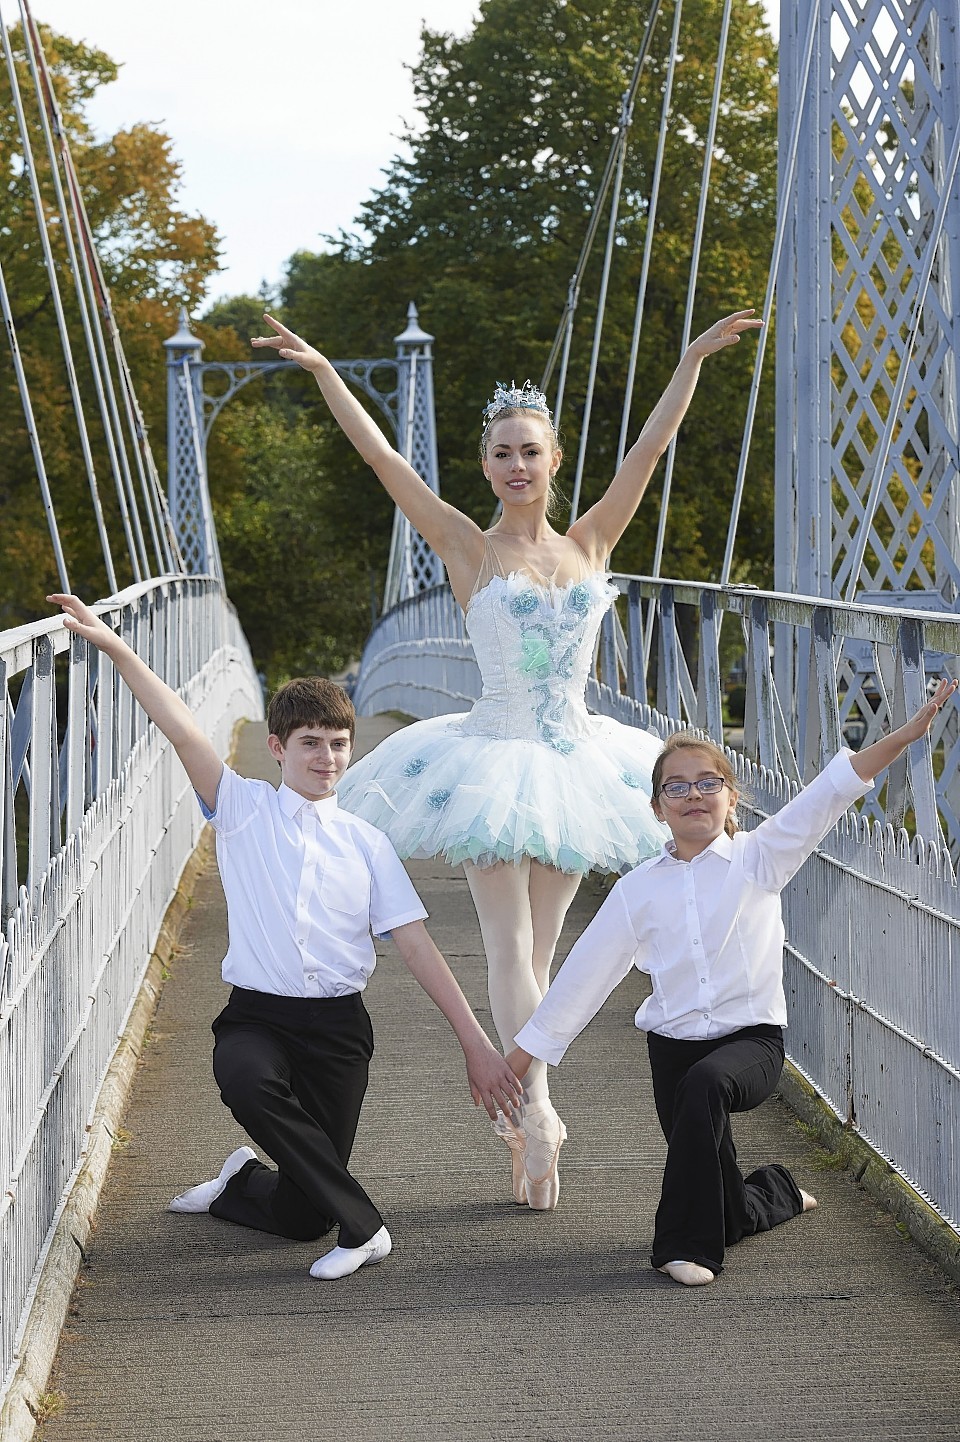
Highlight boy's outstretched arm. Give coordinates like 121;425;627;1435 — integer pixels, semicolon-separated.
850;678;957;783
389;920;523;1120
48;594;223;811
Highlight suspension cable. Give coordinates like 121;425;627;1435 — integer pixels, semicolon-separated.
842;116;960;603
17;2;148;582
540;0;664;418
567;91;633;524
643;0;733;670
615;0;684;473
22;1;177;576
720;0;821;584
0;7;118;593
0;256;70;590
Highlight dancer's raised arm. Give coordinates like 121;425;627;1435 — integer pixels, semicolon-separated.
569;309;763;561
252;314;482;573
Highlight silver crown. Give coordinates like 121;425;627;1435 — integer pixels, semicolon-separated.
482;379;553;427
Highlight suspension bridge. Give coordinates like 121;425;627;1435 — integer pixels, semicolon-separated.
2;1;960;1437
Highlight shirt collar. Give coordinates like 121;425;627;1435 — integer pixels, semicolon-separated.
277;783;340;822
655;830;734;866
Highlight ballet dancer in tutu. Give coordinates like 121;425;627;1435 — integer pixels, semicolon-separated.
251;307;761;1209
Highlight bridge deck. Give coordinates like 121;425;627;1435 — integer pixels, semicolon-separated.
41;720;960;1442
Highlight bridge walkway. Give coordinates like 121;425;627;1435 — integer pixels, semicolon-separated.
39;720;960;1442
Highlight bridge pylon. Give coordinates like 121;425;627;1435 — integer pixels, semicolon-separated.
163;304;444;610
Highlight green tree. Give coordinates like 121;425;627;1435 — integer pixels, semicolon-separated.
281;0;779;590
0;22;222;624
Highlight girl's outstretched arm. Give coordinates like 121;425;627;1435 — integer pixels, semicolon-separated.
850;678;957;782
569;310;763;561
251;314;483;570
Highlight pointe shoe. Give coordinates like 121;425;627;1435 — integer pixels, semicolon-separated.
800;1189;818;1212
309;1225;392;1280
657;1260;715;1287
492;1112;528;1204
519;1101;566;1211
167;1145;257;1213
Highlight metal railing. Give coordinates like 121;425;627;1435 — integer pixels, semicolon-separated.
0;578;263;1396
353;576;960;1234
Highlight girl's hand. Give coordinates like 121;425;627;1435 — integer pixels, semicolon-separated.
251;312;326;374
48;594;116;650
687;309;763;359
504;1046;533;1082
900;678;958;743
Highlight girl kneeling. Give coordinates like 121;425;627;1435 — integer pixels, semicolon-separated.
506;681;956;1285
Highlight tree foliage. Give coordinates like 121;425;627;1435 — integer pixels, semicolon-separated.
281;0;779;586
0;23;222;624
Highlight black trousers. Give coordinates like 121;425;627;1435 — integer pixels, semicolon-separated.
647;1024;803;1274
208;987;384;1250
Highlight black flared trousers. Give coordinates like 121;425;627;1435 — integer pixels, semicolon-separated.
647;1024;803;1274
208;987;384;1250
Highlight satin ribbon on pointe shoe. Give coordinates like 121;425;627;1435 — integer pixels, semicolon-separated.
492;1111;528;1204
518;1101;566;1210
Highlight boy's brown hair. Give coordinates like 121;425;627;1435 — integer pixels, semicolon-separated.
266;677;356;745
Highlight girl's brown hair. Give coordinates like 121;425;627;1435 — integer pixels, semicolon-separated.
651;731;741;838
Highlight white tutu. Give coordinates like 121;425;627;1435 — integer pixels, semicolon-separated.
338;710;667;873
340;562;669;873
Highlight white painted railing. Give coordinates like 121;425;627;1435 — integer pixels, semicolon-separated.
0;578;263;1397
353;578;960;1235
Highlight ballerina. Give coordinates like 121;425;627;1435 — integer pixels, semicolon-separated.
251;307;761;1209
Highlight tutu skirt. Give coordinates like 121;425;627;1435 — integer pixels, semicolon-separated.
338;712;669;874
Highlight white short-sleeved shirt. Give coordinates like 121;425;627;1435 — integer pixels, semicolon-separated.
200;765;427;998
516;750;870;1062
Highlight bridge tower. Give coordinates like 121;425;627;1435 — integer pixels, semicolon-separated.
775;0;960;772
164;304;443;608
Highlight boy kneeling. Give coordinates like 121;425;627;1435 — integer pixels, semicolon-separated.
50;595;521;1280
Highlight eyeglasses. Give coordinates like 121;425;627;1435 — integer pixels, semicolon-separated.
658;776;728;800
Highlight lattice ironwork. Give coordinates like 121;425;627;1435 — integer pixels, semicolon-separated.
778;0;960;605
164;307;444;605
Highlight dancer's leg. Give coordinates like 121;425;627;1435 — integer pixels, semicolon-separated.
528;862;582;994
463;858;549;1104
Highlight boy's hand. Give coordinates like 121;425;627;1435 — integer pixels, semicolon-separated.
463;1037;524;1121
48;594;117;651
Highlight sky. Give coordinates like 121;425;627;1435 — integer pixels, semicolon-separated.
24;0;780;309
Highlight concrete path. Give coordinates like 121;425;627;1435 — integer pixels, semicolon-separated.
40;720;960;1442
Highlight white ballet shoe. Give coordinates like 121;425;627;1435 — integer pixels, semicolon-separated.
492;1112;528;1204
800;1189;818;1212
519;1101;566;1211
167;1145;257;1213
657;1260;715;1286
309;1225;392;1280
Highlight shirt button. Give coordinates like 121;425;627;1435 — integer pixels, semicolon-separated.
703;1012;709;1019
700;978;707;984
693;938;700;946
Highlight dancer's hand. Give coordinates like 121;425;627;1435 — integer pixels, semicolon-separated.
504;1046;533;1082
48;594;118;653
464;1038;525;1121
687;309;763;359
251;312;326;374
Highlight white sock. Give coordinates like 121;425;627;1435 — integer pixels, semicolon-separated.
167;1145;256;1214
658;1260;715;1286
309;1225;392;1280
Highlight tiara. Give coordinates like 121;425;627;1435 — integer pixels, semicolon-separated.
482;379;553;428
